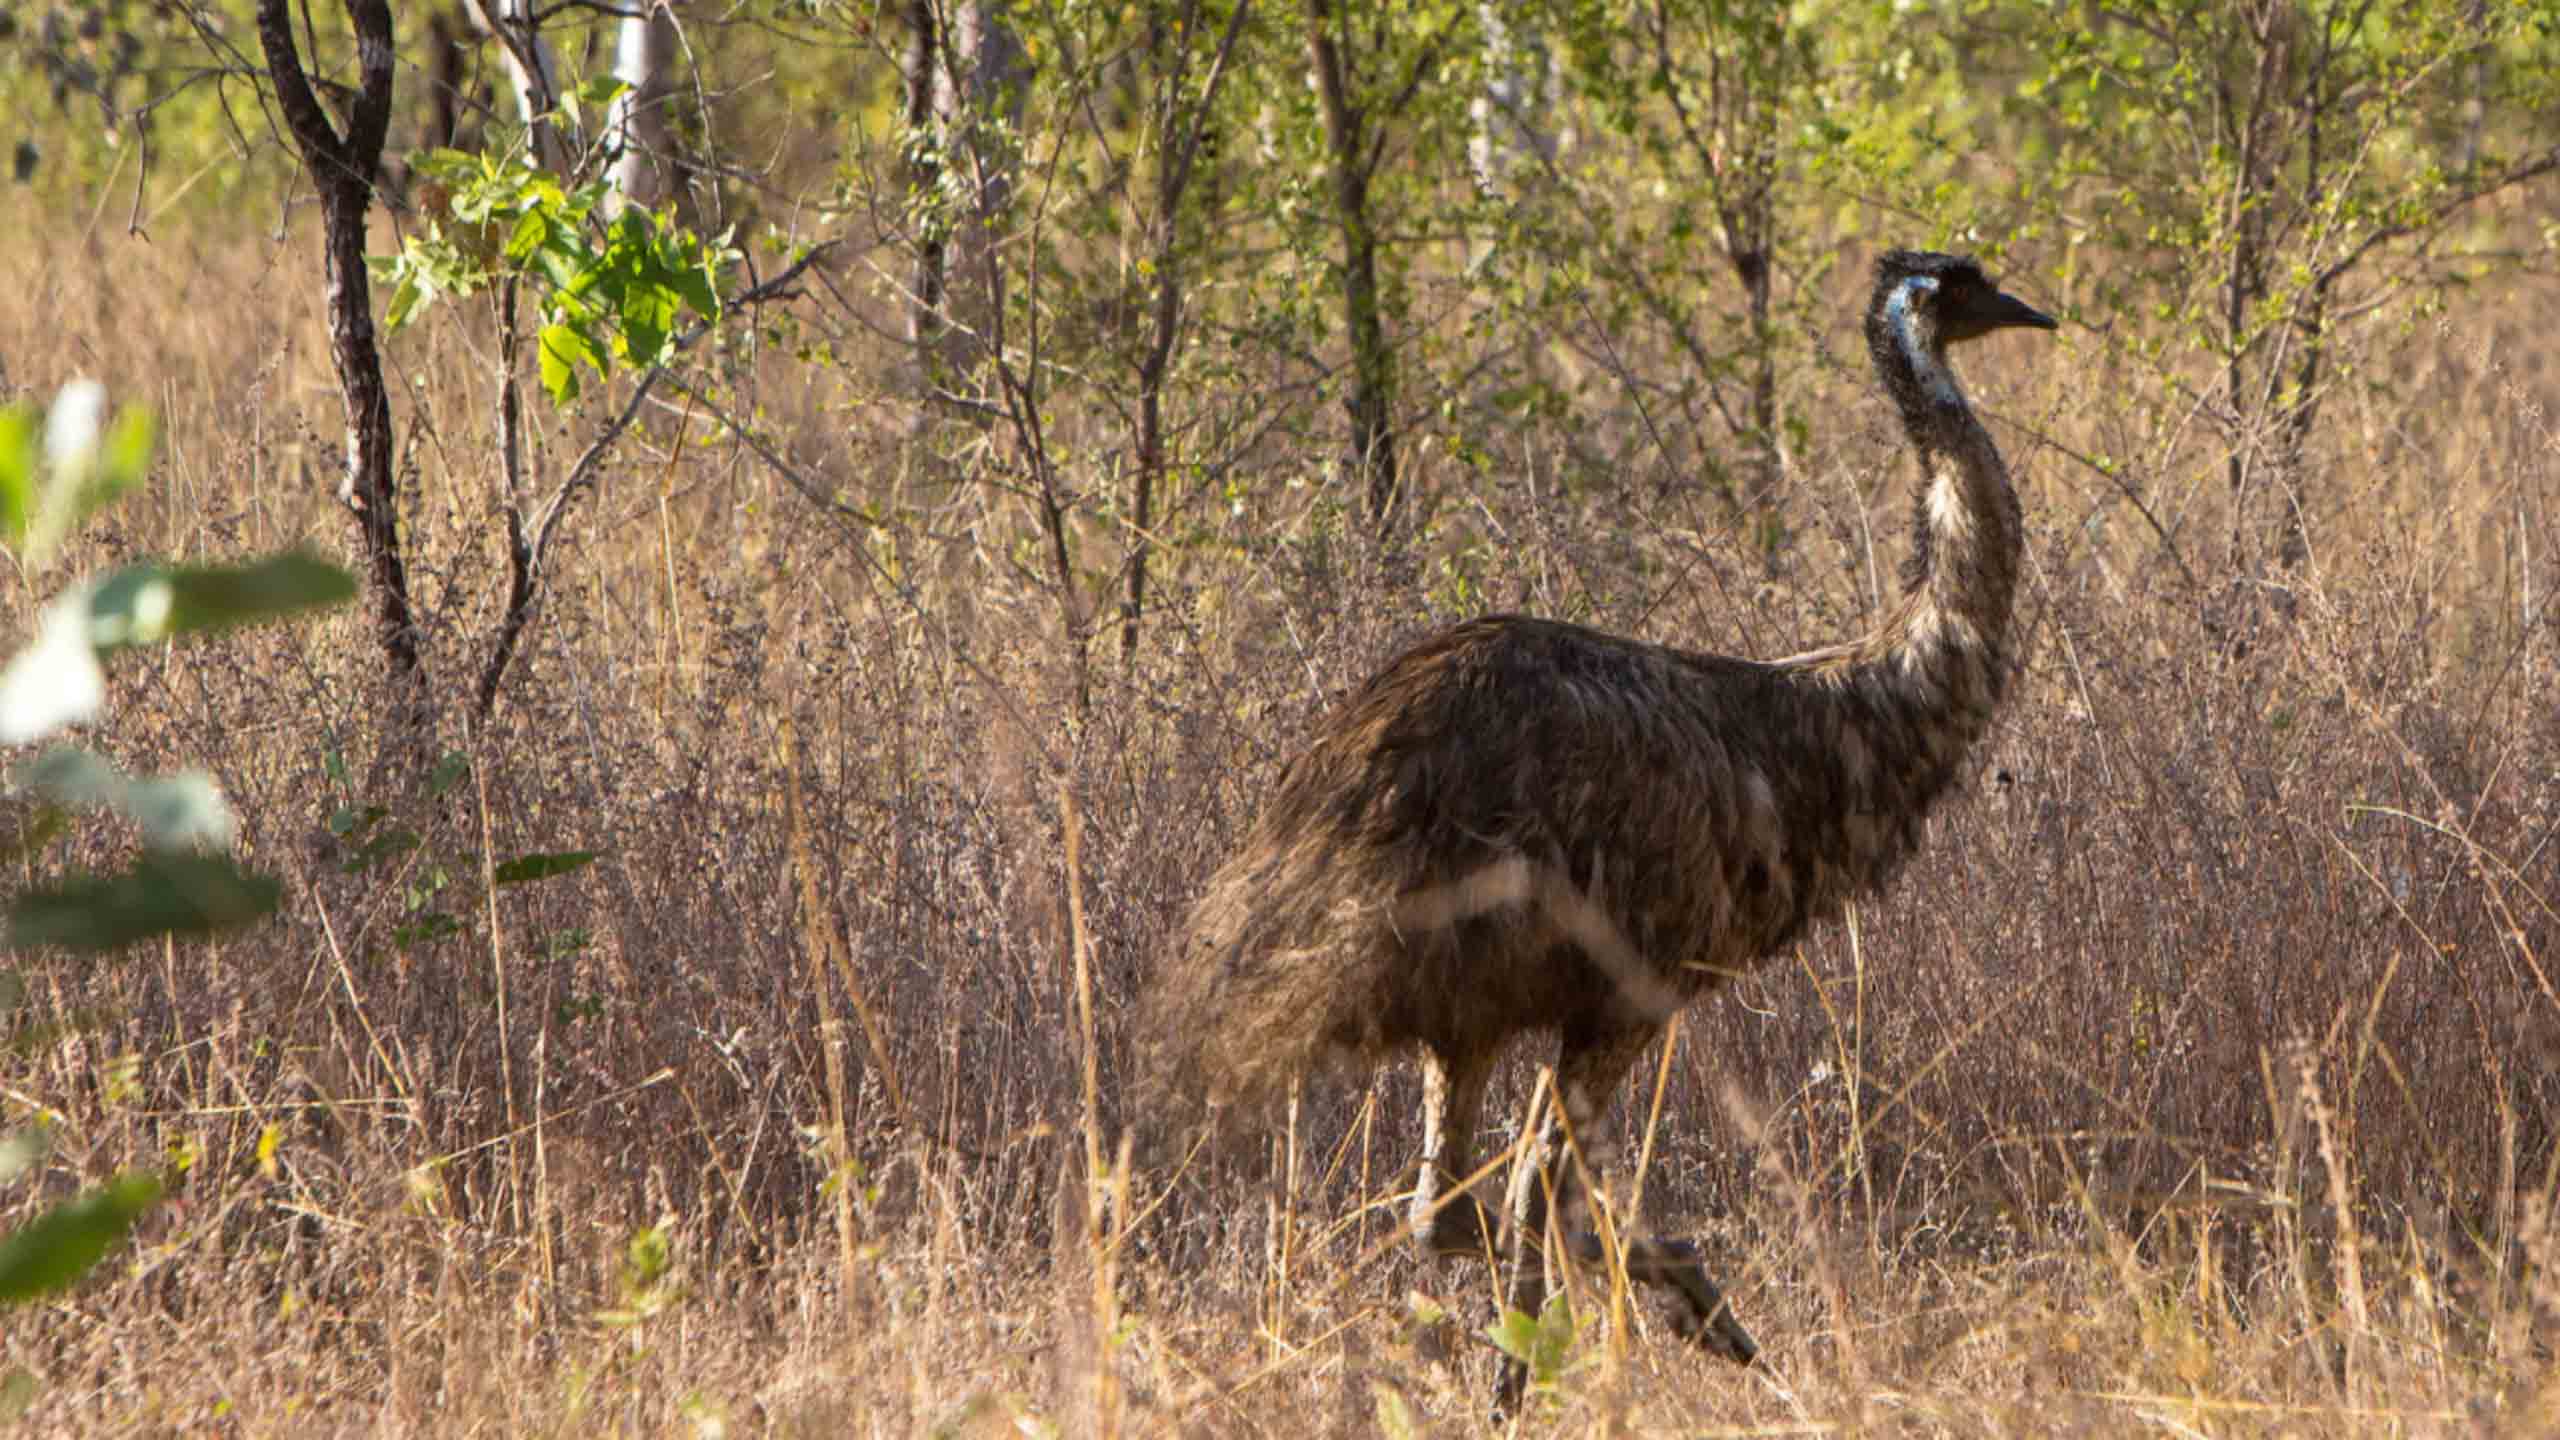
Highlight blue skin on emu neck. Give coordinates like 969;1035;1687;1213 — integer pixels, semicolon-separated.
1883;275;1963;407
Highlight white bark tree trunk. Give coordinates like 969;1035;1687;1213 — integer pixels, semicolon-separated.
905;0;1026;387
1469;2;1555;199
463;0;570;173
605;4;682;213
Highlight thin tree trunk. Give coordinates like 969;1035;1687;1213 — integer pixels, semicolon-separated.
255;0;421;684
2223;3;2289;571
480;278;532;717
2273;42;2328;572
1303;0;1400;535
605;2;682;214
425;9;467;151
1127;265;1175;662
1121;0;1249;664
463;0;568;173
1645;0;1795;546
903;0;1024;395
902;0;947;360
1737;244;1778;537
1468;0;1552;198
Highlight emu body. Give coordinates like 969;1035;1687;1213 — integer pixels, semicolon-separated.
1143;250;2056;1394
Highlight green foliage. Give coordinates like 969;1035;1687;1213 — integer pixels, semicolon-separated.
7;853;283;954
597;1221;685;1330
0;389;351;749
1983;0;2560;567
91;553;357;649
0;1;275;207
1533;0;1835;530
322;751;599;964
0;552;355;747
377;150;732;405
493;851;600;887
0;1172;161;1304
0;384;351;1310
11;749;229;852
0;381;152;572
1484;1292;1585;1397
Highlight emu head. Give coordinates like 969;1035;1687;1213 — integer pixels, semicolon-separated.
1868;250;2057;354
1865;250;2056;422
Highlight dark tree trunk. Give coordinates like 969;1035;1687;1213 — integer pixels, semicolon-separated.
255;0;421;684
902;0;948;361
1732;244;1778;546
2221;5;2289;573
1304;0;1401;536
425;9;467;151
1120;0;1249;665
1126;282;1172;662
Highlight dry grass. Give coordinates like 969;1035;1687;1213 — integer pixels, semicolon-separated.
0;173;2557;1438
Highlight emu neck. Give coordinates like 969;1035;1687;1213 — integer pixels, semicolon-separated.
1886;399;2022;701
1811;334;2023;783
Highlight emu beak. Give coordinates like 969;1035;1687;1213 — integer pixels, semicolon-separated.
1986;289;2058;332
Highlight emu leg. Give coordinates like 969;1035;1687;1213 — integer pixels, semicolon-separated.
1561;1231;1759;1364
1490;1077;1561;1415
1544;1022;1760;1363
1413;1048;1497;1260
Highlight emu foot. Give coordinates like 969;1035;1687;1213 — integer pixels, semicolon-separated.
1565;1232;1760;1366
1661;1270;1758;1365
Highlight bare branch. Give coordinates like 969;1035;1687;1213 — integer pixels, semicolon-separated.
475;242;839;716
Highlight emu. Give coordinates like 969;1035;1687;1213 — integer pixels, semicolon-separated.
1142;250;2056;1398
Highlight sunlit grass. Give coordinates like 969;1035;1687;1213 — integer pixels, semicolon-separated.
0;169;2551;1435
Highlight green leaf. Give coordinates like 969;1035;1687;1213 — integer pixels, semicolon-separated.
506;207;554;267
0;1171;161;1303
424;752;471;799
93;408;154;513
535;228;595;294
537;329;577;404
492;851;597;887
538;322;604;404
0;407;39;547
161;550;358;636
15;383;145;568
564;75;629;129
1483;1293;1579;1390
1484;1306;1541;1365
85;550;356;653
668;247;722;323
620;282;676;368
6;853;281;954
14;749;233;851
406;148;481;188
382;262;430;332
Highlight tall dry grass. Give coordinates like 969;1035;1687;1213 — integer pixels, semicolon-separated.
0;184;2555;1437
